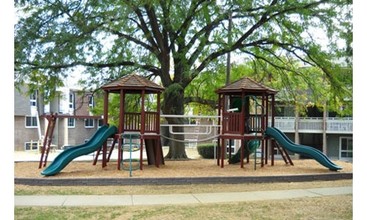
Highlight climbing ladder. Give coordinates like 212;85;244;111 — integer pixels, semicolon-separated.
38;113;57;168
93;137;118;165
119;133;141;177
273;140;294;166
251;139;262;170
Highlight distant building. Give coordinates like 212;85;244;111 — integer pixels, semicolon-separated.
273;103;352;162
14;85;101;151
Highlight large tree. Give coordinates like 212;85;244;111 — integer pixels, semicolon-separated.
15;0;352;159
186;61;352;116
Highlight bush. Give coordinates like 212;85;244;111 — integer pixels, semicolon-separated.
197;143;216;159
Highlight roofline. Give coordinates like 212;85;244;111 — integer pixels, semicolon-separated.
216;88;278;94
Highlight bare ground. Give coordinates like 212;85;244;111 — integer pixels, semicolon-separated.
15;149;352;179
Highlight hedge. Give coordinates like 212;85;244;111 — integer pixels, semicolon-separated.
196;143;216;159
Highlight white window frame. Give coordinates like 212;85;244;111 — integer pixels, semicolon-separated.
84;118;94;128
339;136;353;160
69;92;75;109
30;91;37;107
68;118;75;128
25;116;38;128
24;141;39;151
88;95;94;108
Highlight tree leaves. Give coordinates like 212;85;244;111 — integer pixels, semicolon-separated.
15;0;352;114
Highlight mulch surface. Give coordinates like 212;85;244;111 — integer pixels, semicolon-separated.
15;158;353;179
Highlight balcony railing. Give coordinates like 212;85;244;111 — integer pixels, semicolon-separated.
273;117;353;134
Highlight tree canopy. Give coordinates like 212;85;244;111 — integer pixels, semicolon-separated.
15;0;352;158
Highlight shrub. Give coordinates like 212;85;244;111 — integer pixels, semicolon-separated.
197;143;216;159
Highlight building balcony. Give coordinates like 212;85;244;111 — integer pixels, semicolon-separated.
273;117;353;134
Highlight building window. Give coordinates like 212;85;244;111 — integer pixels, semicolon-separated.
24;141;39;151
85;118;94;128
25;116;38;128
340;137;353;159
30;91;37;107
68;118;75;128
69;92;75;109
88;95;94;108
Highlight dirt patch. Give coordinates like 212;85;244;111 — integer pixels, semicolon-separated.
15;157;353;179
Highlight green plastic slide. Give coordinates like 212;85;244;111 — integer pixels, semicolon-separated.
265;127;342;171
228;139;260;164
41;125;118;176
248;139;260;153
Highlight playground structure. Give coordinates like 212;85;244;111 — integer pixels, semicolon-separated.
215;77;341;171
40;75;342;176
99;74;165;170
40;74;165;176
216;77;280;168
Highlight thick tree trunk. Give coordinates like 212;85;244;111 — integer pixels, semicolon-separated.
161;83;188;159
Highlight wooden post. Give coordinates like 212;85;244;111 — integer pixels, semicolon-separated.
157;93;161;134
102;91;109;167
271;94;275;166
217;94;222;166
265;95;269;165
140;90;145;170
103;92;109;125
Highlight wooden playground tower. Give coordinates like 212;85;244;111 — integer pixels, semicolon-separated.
99;74;165;170
39;74;165;171
216;77;293;168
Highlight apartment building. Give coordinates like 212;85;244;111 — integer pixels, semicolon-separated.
274;104;353;161
14;85;101;151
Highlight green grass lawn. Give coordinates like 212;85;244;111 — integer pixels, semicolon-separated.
15;195;352;220
15;180;352;220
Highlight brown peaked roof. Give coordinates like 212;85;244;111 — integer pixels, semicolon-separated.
216;77;277;94
101;74;164;93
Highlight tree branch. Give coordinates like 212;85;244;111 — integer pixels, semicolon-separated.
102;26;156;55
17;60;161;75
124;0;160;53
184;96;217;109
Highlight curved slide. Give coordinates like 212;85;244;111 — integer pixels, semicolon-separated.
229;139;260;164
41;125;118;176
265;127;342;171
248;139;260;153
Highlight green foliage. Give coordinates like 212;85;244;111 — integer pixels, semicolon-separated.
90;91;160;127
15;0;352;102
185;62;255;115
186;57;352;117
15;0;352;158
197;143;216;159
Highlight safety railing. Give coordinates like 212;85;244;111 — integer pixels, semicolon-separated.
124;112;159;133
273;117;352;134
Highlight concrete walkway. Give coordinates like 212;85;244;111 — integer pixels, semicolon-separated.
15;186;352;207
